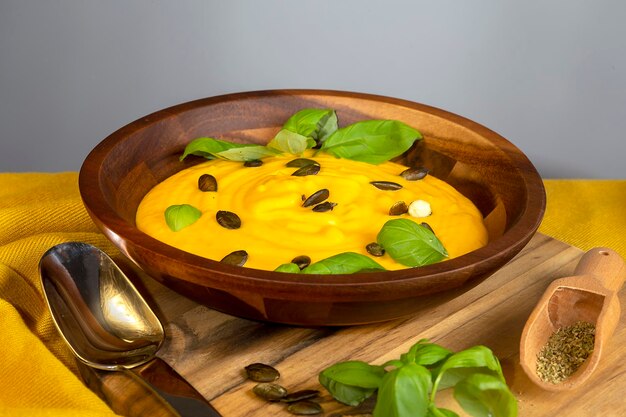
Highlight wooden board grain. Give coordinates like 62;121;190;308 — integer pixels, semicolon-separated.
120;233;625;416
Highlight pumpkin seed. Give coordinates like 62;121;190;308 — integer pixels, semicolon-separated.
389;201;408;216
287;400;323;415
216;210;241;229
286;158;319;168
252;382;288;402
366;242;385;257
245;363;280;382
220;250;248;266
244;160;263;167
302;189;329;207
291;255;311;270
370;181;402;191
421;222;434;234
198;174;217;192
312;201;337;212
400;167;429;181
292;164;320;177
280;390;320;403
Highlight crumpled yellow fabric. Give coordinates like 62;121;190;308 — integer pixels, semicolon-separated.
539;180;626;259
0;173;624;417
0;173;119;417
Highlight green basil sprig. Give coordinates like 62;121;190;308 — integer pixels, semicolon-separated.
319;339;517;417
164;204;202;231
377;219;448;267
320;120;422;165
180;108;422;165
180;137;279;162
267;108;338;153
319;361;385;406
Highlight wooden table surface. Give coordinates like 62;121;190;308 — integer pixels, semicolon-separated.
102;233;626;416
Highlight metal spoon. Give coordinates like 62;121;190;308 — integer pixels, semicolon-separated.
520;247;626;391
40;241;222;417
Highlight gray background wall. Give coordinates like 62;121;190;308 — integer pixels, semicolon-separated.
1;0;624;178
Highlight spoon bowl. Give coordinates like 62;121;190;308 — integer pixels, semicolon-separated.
520;247;626;391
40;241;222;416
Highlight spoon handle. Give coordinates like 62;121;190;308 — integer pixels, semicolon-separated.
573;247;626;293
135;357;223;417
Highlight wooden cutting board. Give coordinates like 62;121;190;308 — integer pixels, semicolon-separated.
92;233;626;416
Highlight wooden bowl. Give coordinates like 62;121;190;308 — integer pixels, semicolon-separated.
79;90;545;326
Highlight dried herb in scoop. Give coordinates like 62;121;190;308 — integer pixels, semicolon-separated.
536;321;596;384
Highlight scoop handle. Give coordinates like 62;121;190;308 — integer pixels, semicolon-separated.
574;247;626;293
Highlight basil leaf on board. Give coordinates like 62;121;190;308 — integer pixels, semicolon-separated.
180;137;278;161
320;361;385;389
373;363;432;417
164;204;202;232
402;339;453;367
432;346;505;393
283;108;338;145
321;120;422;165
274;263;301;273
319;373;377;407
453;373;518;417
266;129;314;154
377;219;448;267
427;406;460;417
302;252;386;274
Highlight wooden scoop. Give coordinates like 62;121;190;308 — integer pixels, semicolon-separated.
520;247;626;391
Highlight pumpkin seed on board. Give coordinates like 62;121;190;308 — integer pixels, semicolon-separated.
245;363;280;382
253;382;288;401
280;390;320;403
216;210;241;229
220;250;248;266
198;174;217;192
286;400;323;415
370;180;402;191
302;189;330;207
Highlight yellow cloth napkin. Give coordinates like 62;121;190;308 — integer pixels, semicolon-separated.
0;173;624;417
539;180;626;259
0;173;119;417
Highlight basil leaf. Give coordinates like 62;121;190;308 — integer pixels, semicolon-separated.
427;406;460;417
180;137;278;161
267;129;314;154
164;204;201;231
274;263;301;273
321;120;422;164
373;363;432;417
215;145;279;161
320;361;385;389
453;373;518;417
283;108;338;145
432;346;504;393
302;252;386;274
402;339;453;367
319;373;377;407
377;219;448;267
